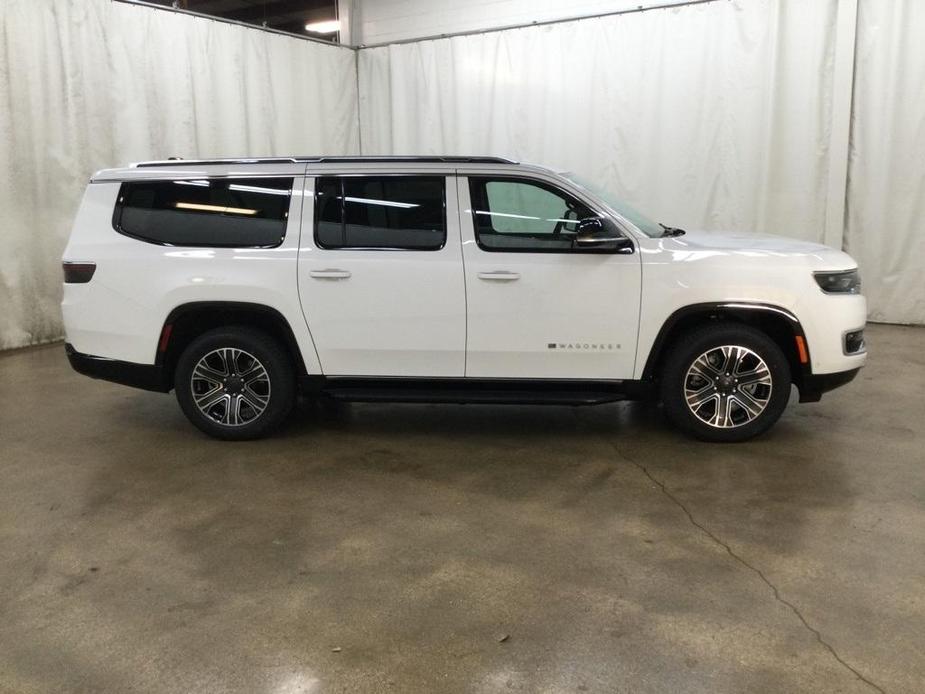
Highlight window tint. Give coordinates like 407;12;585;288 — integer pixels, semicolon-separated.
115;178;292;247
469;177;598;252
315;176;446;250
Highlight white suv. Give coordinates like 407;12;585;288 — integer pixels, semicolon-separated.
62;156;867;442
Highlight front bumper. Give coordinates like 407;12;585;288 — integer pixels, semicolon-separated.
797;367;861;403
65;343;170;392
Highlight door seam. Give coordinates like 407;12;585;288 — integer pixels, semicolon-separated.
294;171;326;375
456;172;469;377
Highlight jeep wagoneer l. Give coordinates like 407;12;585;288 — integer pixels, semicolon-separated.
62;156;867;441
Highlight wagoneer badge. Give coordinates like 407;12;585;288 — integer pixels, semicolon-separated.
548;343;619;350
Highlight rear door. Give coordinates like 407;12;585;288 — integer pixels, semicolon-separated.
297;172;466;377
459;173;642;379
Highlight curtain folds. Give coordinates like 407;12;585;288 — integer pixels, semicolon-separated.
0;0;359;350
359;0;838;243
846;0;925;325
358;0;925;324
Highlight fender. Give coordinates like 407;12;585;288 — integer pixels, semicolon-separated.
641;301;811;382
156;301;311;377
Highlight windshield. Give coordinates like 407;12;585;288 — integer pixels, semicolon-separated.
562;172;664;238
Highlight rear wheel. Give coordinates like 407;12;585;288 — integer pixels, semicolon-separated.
175;327;295;440
660;324;791;442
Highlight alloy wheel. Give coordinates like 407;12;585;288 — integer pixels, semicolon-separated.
683;345;773;429
190;348;271;426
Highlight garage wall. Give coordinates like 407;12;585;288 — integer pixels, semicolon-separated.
350;0;695;46
845;0;925;325
359;0;837;242
0;0;359;351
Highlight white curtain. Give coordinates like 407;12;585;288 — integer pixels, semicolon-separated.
0;0;360;350
846;0;925;325
3;0;921;348
359;0;838;245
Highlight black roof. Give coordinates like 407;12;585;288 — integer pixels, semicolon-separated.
134;155;517;168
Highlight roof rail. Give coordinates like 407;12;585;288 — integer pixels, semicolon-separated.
133;157;300;168
309;156;518;164
132;155;518;167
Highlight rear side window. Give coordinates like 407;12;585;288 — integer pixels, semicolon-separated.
315;176;446;250
114;178;293;248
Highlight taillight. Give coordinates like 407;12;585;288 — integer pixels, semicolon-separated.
63;262;96;284
158;323;174;353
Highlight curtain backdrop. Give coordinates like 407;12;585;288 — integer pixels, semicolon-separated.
0;0;359;350
846;0;925;325
2;0;922;350
358;0;925;325
359;0;837;245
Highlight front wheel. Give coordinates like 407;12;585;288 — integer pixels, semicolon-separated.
660;324;791;442
175;327;295;440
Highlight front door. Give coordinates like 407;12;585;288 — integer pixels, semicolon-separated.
298;173;465;377
459;174;641;380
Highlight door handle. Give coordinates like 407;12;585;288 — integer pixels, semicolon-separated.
309;269;352;280
477;271;520;281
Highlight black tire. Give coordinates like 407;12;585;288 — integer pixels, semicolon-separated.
659;323;791;442
175;326;295;440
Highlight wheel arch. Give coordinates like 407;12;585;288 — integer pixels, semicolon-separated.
642;302;811;390
155;302;308;386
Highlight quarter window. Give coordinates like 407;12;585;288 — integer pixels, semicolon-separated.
315;176;446;250
114;178;292;248
469;177;600;252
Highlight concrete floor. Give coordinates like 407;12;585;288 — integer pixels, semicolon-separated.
0;324;923;693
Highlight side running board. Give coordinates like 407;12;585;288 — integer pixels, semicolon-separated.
309;377;652;406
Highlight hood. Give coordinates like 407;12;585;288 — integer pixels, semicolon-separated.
660;229;857;269
676;229;832;253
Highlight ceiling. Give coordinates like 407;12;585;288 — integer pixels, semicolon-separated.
143;0;340;40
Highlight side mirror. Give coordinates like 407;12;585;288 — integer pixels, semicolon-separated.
574;218;634;253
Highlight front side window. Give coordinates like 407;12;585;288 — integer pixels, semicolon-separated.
469;177;600;252
315;176;446;250
114;178;293;247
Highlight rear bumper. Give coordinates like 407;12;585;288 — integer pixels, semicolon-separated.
797;367;861;403
65;343;170;392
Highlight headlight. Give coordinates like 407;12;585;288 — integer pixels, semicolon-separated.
814;269;861;294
